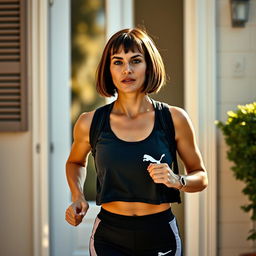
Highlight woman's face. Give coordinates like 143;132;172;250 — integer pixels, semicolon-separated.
110;48;147;95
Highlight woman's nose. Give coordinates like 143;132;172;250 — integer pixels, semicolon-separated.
122;63;132;74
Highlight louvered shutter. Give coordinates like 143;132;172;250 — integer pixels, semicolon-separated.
0;0;27;131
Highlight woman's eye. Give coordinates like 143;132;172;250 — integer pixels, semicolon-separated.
132;59;141;64
113;60;122;65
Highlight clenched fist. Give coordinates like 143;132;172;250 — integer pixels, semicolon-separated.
65;198;89;226
147;163;182;189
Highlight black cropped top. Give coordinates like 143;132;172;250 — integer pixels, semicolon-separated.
91;100;181;205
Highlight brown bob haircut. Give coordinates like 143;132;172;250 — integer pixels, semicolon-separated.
96;28;166;97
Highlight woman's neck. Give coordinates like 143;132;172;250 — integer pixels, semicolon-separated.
114;94;153;118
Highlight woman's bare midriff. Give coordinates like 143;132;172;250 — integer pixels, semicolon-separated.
101;201;171;216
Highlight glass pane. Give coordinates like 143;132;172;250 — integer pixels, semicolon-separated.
71;0;105;201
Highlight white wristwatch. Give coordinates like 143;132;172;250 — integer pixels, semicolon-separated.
179;175;187;187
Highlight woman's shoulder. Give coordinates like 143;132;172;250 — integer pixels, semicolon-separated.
164;104;191;129
166;104;189;121
77;110;96;126
73;110;96;139
74;102;112;135
165;104;195;141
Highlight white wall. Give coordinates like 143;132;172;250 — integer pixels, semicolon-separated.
0;133;33;256
217;0;256;255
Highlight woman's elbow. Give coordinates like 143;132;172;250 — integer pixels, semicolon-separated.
199;171;208;191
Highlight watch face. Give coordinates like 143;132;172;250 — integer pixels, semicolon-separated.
180;176;186;186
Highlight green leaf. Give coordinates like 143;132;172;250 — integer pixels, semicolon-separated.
247;229;256;241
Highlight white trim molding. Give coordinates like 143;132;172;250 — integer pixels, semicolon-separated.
184;0;217;256
106;0;134;40
48;0;73;255
31;0;49;255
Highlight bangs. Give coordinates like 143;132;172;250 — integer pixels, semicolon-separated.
110;33;144;55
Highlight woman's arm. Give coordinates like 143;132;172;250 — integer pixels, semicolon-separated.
171;106;208;192
147;106;208;193
65;111;94;226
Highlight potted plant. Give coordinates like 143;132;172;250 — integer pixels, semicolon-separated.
216;102;256;256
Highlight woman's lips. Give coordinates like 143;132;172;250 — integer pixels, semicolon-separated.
121;78;136;84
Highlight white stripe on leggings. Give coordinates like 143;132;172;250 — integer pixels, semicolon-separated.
89;217;101;256
169;218;182;256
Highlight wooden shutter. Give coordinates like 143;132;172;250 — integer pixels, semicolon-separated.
0;0;27;131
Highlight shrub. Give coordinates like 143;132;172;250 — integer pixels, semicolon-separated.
216;102;256;241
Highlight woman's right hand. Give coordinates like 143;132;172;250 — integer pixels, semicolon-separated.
65;198;89;226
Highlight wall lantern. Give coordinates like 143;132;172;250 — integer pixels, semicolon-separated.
230;0;250;27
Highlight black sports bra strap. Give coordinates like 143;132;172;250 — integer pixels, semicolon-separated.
90;101;114;157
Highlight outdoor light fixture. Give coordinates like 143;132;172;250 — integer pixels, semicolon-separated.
230;0;250;27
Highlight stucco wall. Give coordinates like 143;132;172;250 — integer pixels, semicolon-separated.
0;133;33;256
217;0;256;255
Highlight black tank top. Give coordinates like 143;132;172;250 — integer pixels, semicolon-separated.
94;103;181;205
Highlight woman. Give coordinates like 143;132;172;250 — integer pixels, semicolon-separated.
65;28;208;256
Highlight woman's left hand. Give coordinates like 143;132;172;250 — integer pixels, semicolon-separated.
147;163;182;189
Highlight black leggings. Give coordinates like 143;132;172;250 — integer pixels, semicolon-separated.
89;207;183;256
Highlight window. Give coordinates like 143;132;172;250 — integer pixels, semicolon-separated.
0;0;28;132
